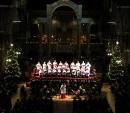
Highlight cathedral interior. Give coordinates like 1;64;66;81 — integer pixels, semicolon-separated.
0;0;130;113
0;0;130;72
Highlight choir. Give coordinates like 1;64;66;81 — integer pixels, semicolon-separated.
33;60;96;77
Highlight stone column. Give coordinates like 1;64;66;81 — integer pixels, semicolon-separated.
38;23;43;60
77;19;81;58
47;4;52;58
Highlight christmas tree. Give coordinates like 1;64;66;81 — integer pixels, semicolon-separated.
4;43;21;79
107;42;129;113
108;41;124;81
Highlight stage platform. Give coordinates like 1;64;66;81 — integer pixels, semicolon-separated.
52;95;88;113
52;95;87;101
31;75;97;81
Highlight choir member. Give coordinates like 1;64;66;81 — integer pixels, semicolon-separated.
52;60;58;75
85;62;91;76
81;61;86;76
70;61;76;76
36;62;42;75
62;63;66;76
42;61;47;75
57;61;63;75
76;61;81;76
65;61;70;76
47;60;52;75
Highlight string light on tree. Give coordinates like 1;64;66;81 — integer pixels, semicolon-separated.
4;43;21;79
108;41;124;80
116;41;119;45
16;51;21;55
6;58;12;62
10;43;14;47
106;41;113;56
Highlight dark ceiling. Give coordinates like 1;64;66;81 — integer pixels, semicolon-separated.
26;0;104;10
0;0;130;10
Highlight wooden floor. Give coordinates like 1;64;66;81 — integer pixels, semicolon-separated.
11;83;115;113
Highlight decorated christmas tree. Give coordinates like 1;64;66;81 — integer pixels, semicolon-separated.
108;41;124;81
4;43;21;79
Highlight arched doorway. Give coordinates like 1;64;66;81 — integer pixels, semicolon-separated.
51;6;78;44
50;6;78;61
47;0;82;57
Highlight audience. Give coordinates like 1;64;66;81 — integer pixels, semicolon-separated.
1;75;129;113
111;75;130;113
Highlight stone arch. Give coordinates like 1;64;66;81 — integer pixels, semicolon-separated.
46;0;82;57
47;0;82;21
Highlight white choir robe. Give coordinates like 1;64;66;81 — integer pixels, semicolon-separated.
71;66;77;76
80;61;86;76
60;84;66;98
36;62;43;75
64;62;69;68
57;66;62;75
81;61;86;69
70;62;75;69
65;62;69;75
59;62;63;68
47;61;52;74
77;69;81;76
62;65;66;75
53;60;58;69
52;67;57;74
48;68;52;74
81;68;86;76
43;62;47;75
66;67;70;75
76;62;81;76
60;84;66;94
52;62;57;74
85;62;91;76
85;69;90;76
70;62;75;75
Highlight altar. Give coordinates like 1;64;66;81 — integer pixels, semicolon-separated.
52;95;86;113
53;95;73;113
